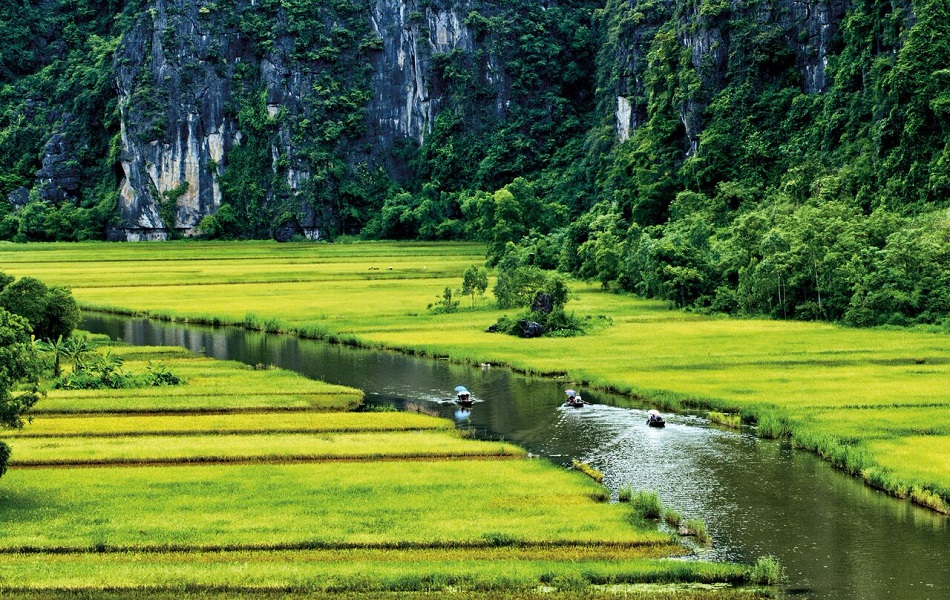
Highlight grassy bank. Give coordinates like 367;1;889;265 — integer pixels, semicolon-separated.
0;334;760;595
3;240;946;514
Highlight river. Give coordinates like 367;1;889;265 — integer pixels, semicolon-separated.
82;314;948;599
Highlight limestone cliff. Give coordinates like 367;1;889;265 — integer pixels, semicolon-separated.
7;0;901;240
609;0;850;158
112;0;487;240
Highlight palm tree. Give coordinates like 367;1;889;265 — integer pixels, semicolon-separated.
33;334;93;377
33;335;67;377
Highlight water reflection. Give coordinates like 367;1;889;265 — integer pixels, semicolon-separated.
82;314;948;600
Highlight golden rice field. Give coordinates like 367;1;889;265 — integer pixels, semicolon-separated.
0;337;756;596
2;240;948;514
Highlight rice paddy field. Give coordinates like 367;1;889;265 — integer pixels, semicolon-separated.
0;335;756;596
3;240;945;512
1;238;948;591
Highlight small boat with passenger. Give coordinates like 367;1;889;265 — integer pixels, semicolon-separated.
563;389;585;408
647;409;665;427
455;385;475;407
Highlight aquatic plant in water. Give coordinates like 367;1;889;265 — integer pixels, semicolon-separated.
749;555;785;585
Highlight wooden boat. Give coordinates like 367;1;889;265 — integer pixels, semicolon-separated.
563;389;585;408
455;386;475;406
647;409;665;427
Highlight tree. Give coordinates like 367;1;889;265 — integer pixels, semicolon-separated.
34;335;68;377
39;286;82;342
0;274;81;341
493;247;574;312
494;262;550;309
428;286;459;314
460;265;489;307
0;309;42;477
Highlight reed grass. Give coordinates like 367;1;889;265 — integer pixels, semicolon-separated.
707;412;742;429
682;519;711;545
663;508;682;528
629;491;664;520
748;555;785;585
571;460;604;483
618;485;633;502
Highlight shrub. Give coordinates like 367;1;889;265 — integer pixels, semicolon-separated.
56;355;182;390
145;361;183;386
630;490;663;519
488;307;588;338
428;286;459;314
749;555;785;585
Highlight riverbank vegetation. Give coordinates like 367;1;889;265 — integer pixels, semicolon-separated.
0;333;767;595
2;241;946;515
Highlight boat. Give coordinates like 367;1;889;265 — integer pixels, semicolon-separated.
647;409;665;427
455;385;475;407
564;389;585;408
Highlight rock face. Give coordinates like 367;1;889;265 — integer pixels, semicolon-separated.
111;0;486;240
100;0;861;240
36;126;81;205
611;0;850;156
368;0;475;147
113;0;246;240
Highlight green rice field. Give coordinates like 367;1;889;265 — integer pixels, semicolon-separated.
0;330;757;595
1;240;945;512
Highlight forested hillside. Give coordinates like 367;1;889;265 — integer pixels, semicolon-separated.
2;0;949;326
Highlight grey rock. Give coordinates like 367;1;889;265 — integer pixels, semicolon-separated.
7;188;30;208
519;320;544;338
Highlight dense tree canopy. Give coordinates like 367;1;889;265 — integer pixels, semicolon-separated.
0;271;81;476
0;274;81;341
0;308;41;477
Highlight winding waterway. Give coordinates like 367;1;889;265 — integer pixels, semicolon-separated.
83;314;948;599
